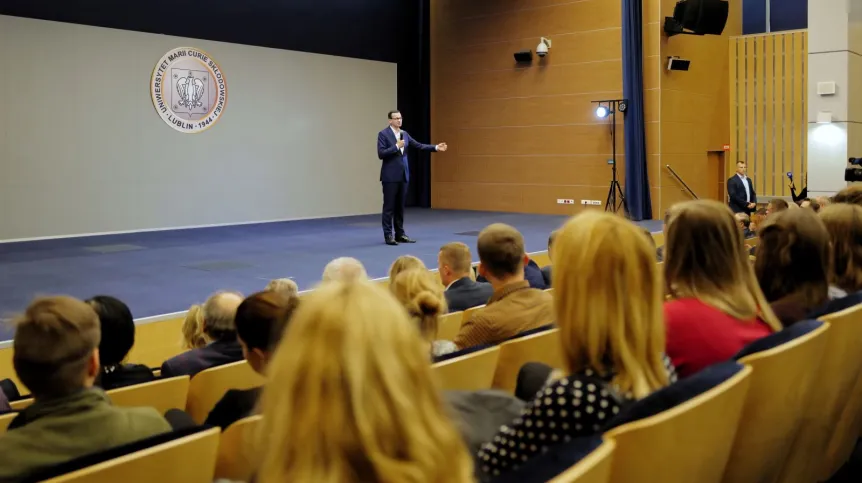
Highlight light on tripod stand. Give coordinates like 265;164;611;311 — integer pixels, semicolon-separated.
595;105;609;118
590;99;630;216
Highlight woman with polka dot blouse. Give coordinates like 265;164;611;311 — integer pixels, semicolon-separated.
478;212;674;477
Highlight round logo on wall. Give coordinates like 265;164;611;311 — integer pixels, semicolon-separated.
150;47;227;133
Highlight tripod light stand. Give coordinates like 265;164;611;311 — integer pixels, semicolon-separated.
592;99;628;215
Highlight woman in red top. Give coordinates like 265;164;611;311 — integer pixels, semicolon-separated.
663;200;782;378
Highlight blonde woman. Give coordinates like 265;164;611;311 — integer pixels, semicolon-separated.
180;304;207;350
809;204;862;318
255;281;473;483
388;255;427;281
479;212;672;477
389;269;457;357
664;200;780;378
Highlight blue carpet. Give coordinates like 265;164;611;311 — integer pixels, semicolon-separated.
0;209;661;341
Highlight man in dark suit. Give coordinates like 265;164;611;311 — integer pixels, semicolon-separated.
377;110;447;245
160;291;244;378
438;242;493;313
727;160;757;214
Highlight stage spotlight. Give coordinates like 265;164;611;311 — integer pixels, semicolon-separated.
596;106;609;118
618;100;628;113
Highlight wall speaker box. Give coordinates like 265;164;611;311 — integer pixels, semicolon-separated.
667;58;691;71
514;50;533;63
681;0;729;35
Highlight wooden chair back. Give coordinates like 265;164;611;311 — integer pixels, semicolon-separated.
779;304;862;483
492;329;563;394
186;361;265;424
461;304;484;322
0;411;16;433
214;415;262;481
606;366;752;483
721;323;830;483
107;376;190;415
9;398;32;411
530;252;552;267
432;346;500;391
549;439;615;483
42;427;220;483
437;311;464;341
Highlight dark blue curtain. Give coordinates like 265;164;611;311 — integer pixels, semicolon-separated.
405;0;432;208
622;0;652;220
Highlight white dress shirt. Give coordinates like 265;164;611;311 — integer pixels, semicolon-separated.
738;174;751;202
391;126;404;155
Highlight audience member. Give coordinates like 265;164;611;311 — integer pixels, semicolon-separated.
754;209;831;327
663;200;780;378
800;198;821;213
734;212;755;238
540;230;558;286
390;269;457;357
809;204;862;317
766;198;789;216
388;254;426;281
321;257;368;283
85;296;155;390
160;291;244;378
453;224;553;349
478;212;672;477
205;290;299;429
438;242;493;312
180;304;207;350
815;195;832;209
750;208;767;233
254;281;473;483
832;184;862;206
265;278;299;297
0;297;170;478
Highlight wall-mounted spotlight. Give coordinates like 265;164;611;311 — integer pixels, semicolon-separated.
596;105;609;118
536;37;552;58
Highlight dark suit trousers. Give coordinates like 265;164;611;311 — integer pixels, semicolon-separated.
382;181;408;238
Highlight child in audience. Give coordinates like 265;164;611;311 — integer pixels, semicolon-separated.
86;295;155;390
663;200;780;378
255;281;473;482
180;304;207;350
205;290;299;429
0;297;171;479
754;209;831;327
478;212;672;478
388;254;427;280
809;204;862;317
389;268;457;357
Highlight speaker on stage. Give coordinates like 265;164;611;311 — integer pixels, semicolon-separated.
666;0;729;37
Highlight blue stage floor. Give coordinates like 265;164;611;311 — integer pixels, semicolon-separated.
0;209;661;341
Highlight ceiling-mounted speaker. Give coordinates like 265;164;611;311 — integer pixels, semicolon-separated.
665;0;729;37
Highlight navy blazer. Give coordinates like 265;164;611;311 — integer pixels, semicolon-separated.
476;259;547;290
727;174;757;213
160;339;244;379
445;277;494;313
377;127;436;183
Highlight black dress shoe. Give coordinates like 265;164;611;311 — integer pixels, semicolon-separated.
396;235;416;243
385;238;399;246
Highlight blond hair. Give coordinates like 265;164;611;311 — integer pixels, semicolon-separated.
439;242;473;275
265;278;299;298
664;200;781;331
13;296;101;398
553;212;668;399
322;257;368;283
181;304;207;350
255;281;473;483
388;255;427;281
820;203;862;292
390;269;448;343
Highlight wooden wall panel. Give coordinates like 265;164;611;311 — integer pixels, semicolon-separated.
431;0;626;214
728;31;807;197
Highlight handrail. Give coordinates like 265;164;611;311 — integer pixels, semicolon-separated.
665;165;699;199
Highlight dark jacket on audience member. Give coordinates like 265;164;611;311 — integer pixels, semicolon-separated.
453;281;553;349
445;277;494;313
0;388;171;480
204;387;261;429
808;291;862;320
541;266;552;288
445;390;525;456
769;295;821;328
160;338;244;379
96;364;156;391
477;259;547;290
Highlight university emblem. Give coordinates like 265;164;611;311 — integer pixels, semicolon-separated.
150;47;227;133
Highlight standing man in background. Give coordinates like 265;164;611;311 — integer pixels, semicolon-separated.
377;110;447;246
727;160;757;215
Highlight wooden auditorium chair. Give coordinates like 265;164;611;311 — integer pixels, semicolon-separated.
0;411;16;433
186;361;265;424
490;436;616;483
214;415;261;481
107;376;190;415
436;311;464;341
603;361;752;483
721;320;830;483
491;328;562;394
432;345;500;391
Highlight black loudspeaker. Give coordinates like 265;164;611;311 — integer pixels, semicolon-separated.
514;50;533;63
666;0;729;36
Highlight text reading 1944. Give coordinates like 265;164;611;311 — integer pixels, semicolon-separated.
150;47;228;134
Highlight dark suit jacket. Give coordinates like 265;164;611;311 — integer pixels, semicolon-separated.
727;174;757;213
204;387;261;429
97;364;155;391
160;339;244;379
377;127;437;182
476;259;547;290
541;265;552;287
445;277;494;313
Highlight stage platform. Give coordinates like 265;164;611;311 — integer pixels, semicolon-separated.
0;209;661;342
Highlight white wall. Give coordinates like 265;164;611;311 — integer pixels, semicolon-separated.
0;16;395;240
